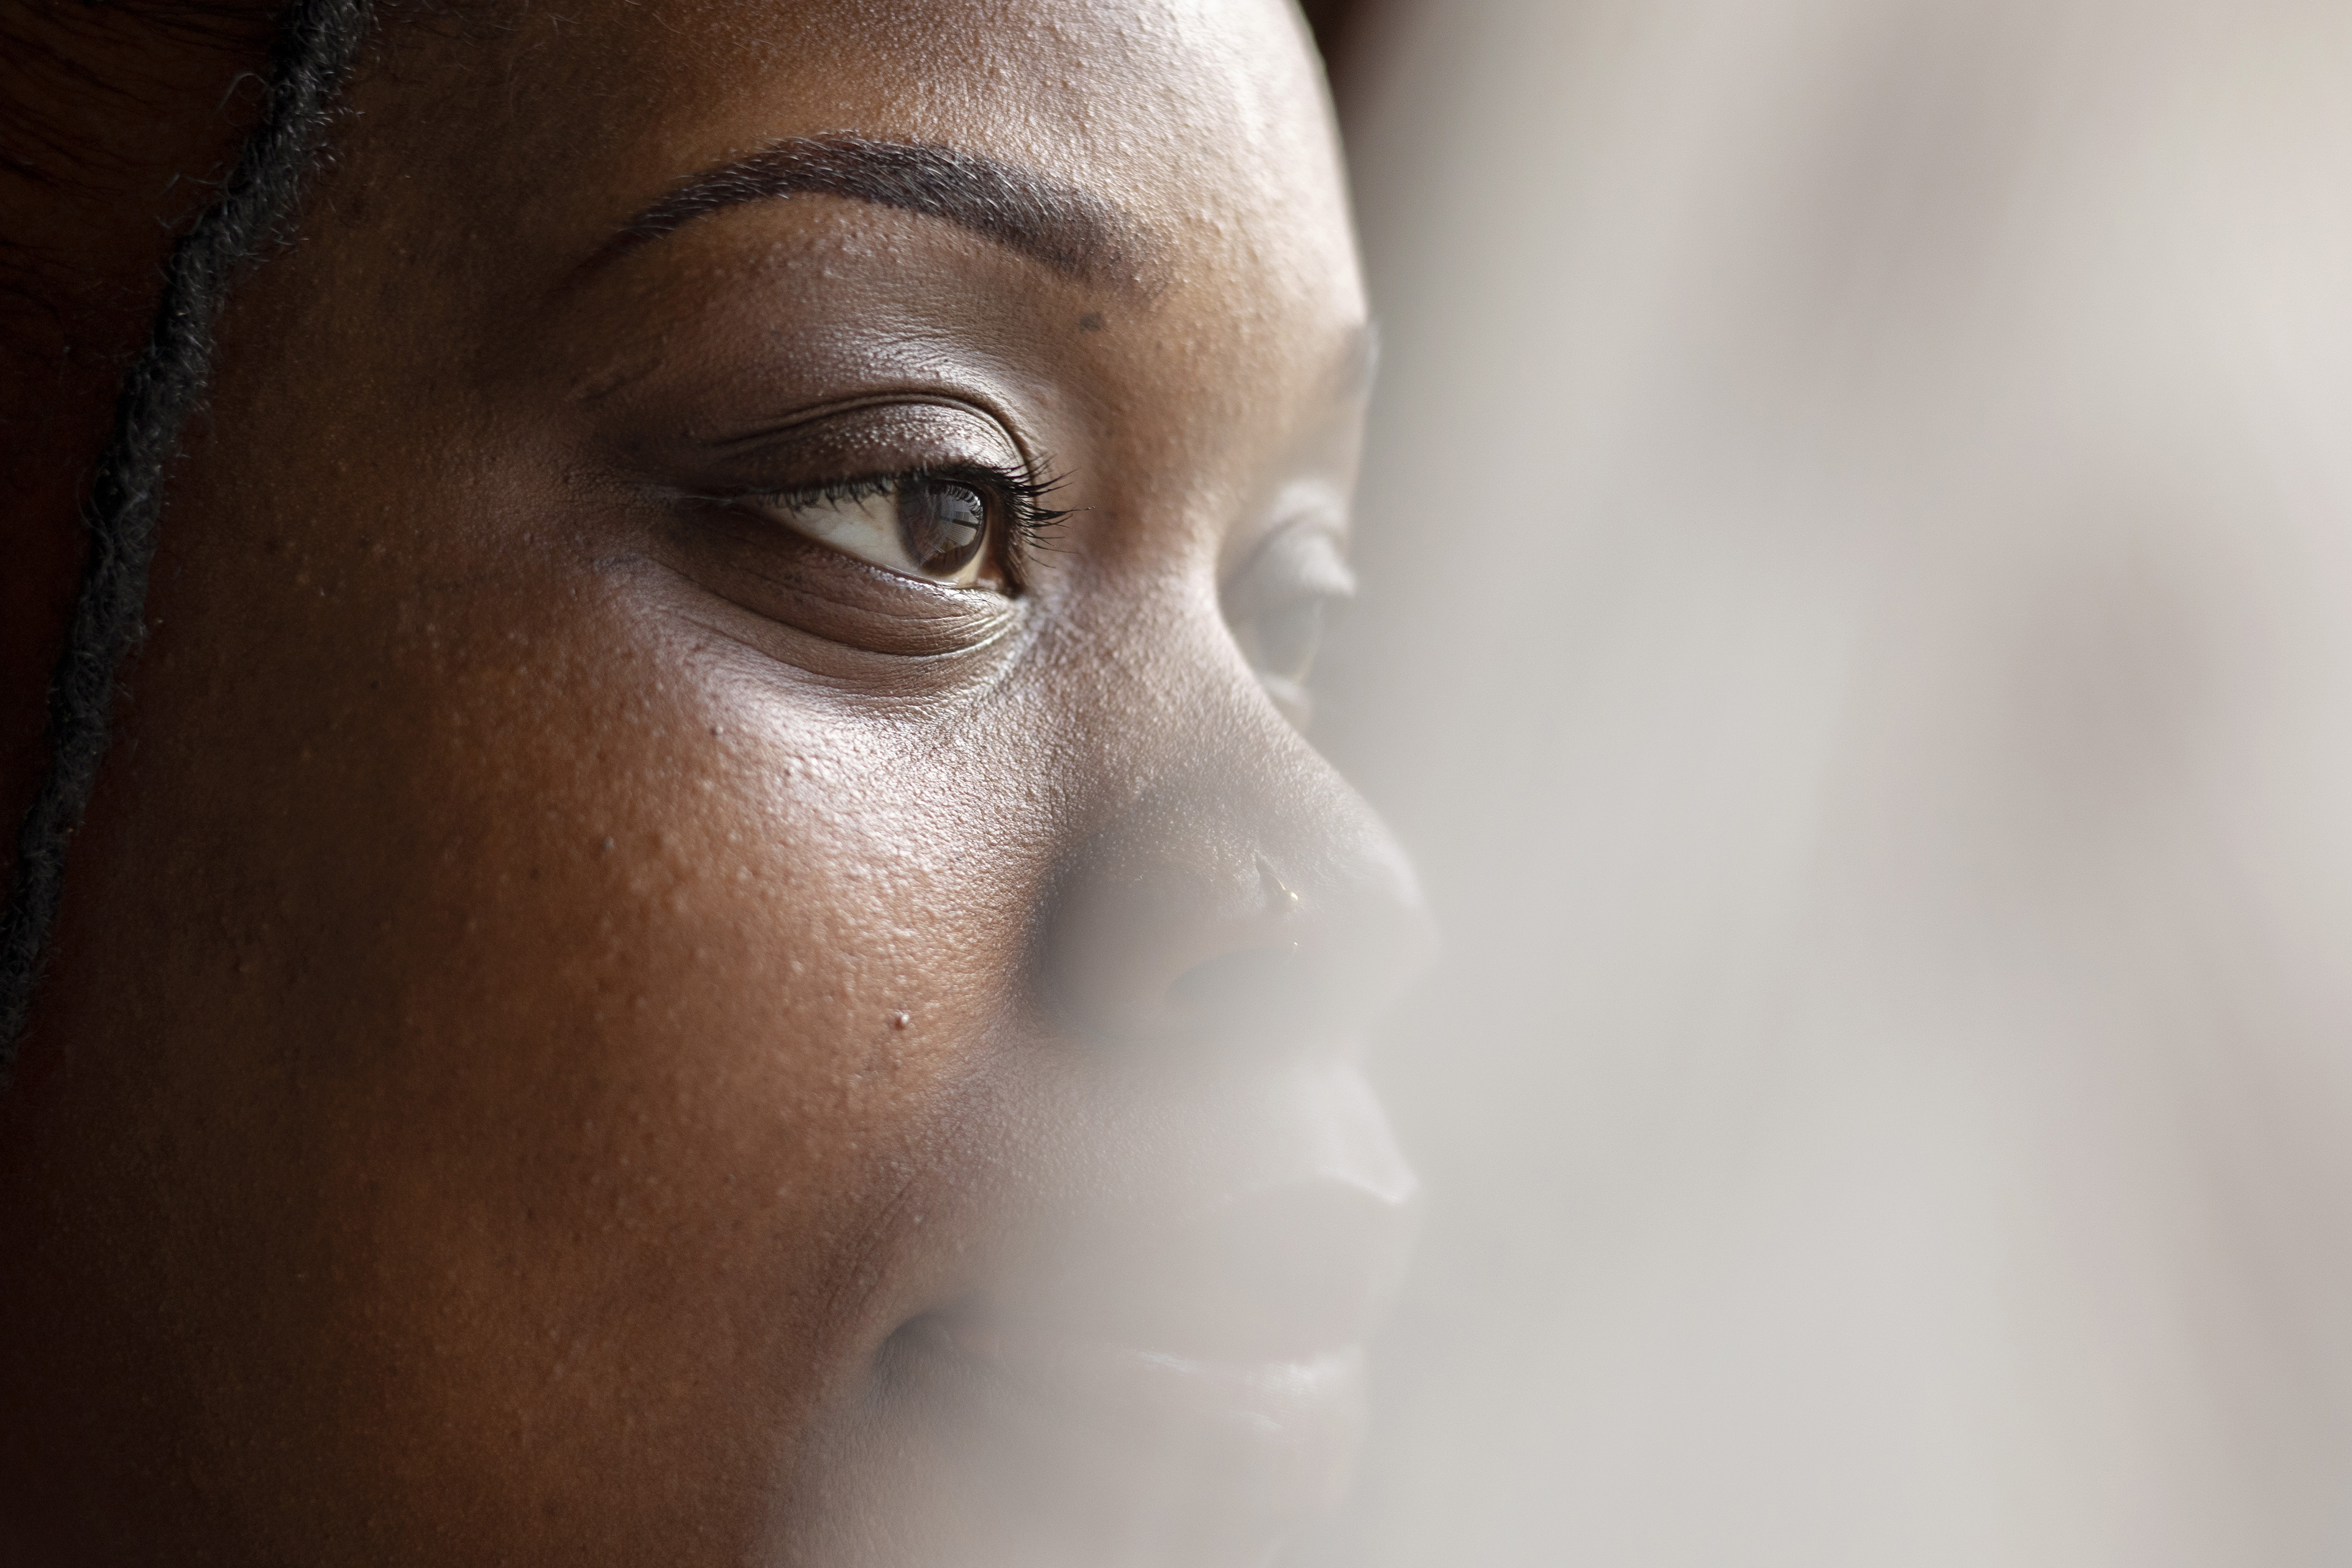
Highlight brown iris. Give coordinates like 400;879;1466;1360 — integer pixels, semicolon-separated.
898;479;989;578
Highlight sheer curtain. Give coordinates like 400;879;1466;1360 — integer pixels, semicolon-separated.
1310;2;2352;1562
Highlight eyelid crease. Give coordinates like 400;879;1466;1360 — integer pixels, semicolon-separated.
682;399;1071;535
694;392;1020;454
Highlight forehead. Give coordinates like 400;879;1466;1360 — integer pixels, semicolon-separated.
349;0;1367;524
402;0;1360;314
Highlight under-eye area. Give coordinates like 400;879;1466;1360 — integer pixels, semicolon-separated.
635;503;1035;673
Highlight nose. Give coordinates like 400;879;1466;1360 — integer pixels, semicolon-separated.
1039;722;1434;1053
1021;654;1433;1365
912;621;1433;1561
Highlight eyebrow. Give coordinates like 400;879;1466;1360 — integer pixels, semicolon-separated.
592;134;1156;295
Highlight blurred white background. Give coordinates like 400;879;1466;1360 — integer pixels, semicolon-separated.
1304;1;2352;1562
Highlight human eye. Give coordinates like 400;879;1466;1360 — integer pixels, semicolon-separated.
695;393;1070;597
1223;510;1357;726
731;466;1060;589
617;397;1082;667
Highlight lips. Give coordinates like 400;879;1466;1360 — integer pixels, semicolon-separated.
911;1308;1372;1534
883;1164;1414;1565
850;1054;1416;1567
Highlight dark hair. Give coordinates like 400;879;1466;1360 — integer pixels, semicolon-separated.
0;0;377;1069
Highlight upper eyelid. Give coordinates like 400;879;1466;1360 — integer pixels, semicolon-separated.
696;409;1065;518
728;459;1072;538
740;458;1035;503
737;471;899;505
699;393;1035;473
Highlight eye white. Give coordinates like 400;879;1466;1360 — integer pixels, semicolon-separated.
766;481;990;587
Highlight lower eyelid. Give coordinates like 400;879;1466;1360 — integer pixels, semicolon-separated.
650;505;1023;660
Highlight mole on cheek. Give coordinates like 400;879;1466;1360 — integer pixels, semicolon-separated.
1079;312;1104;332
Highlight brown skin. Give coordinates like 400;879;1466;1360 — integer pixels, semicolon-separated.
0;2;1427;1565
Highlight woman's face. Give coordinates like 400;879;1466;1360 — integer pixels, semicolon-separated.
0;1;1425;1563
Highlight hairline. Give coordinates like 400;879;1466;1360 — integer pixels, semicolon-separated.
0;0;379;1068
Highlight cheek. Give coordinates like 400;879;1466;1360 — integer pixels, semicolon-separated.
316;586;1046;1438
57;541;1054;1553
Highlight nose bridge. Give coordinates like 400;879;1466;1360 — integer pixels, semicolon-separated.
1036;635;1433;1051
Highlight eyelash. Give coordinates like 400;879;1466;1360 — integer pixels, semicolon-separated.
735;459;1074;565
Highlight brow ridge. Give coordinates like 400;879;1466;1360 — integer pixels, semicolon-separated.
596;133;1155;295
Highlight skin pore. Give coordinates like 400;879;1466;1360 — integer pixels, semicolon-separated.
0;2;1428;1566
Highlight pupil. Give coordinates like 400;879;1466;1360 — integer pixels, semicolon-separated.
896;480;989;576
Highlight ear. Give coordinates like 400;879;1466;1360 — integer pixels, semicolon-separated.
0;2;278;882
